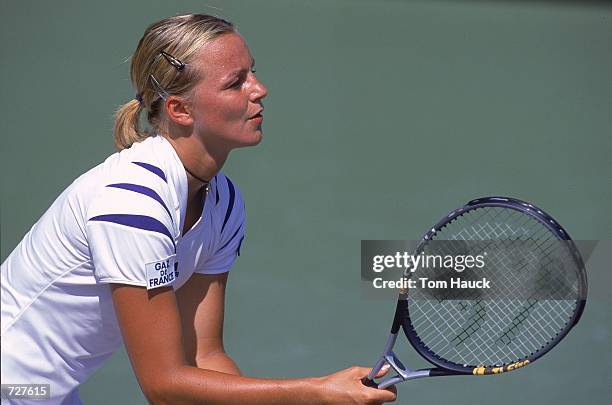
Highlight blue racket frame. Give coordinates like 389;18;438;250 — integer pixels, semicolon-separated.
363;196;587;389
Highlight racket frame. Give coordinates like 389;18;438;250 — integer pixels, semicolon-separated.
364;196;587;389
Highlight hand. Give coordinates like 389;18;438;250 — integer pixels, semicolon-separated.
315;364;397;404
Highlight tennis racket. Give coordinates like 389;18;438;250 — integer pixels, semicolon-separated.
362;196;587;389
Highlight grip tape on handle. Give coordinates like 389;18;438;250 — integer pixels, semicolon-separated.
361;377;379;389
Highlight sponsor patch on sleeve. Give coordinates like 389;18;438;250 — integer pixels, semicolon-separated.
145;254;177;290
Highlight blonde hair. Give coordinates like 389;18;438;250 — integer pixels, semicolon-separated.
113;14;235;150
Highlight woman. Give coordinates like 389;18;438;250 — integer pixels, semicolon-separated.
1;14;397;404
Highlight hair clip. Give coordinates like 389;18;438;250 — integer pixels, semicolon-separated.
160;50;185;71
149;74;169;100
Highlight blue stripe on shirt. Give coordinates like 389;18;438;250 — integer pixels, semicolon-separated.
236;235;245;256
221;176;235;233
106;183;173;223
217;223;243;252
132;161;167;183
89;214;175;247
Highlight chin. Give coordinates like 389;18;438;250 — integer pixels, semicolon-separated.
233;130;264;149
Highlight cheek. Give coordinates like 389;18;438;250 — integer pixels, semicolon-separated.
197;94;247;127
223;94;249;121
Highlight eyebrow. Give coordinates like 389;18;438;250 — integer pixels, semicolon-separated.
222;58;256;82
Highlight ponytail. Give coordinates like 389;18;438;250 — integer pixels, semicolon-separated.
113;98;149;151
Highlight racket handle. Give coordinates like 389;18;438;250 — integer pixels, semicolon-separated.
361;377;379;389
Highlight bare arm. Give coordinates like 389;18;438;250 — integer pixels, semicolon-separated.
111;283;397;404
175;272;240;374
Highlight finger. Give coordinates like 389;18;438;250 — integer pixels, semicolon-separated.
352;365;378;377
374;363;391;378
375;386;398;403
367;388;398;404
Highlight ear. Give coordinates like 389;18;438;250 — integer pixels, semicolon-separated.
165;95;194;126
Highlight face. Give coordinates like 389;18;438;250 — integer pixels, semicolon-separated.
187;32;268;151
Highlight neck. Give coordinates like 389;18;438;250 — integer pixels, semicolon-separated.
161;132;229;196
183;165;210;185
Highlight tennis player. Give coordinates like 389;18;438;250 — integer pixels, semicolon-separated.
1;14;397;404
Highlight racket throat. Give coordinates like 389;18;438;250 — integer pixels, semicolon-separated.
367;333;431;388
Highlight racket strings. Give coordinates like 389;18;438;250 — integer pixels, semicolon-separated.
407;207;581;367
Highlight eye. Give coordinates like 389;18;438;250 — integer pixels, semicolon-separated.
250;66;257;74
228;74;245;89
226;68;254;90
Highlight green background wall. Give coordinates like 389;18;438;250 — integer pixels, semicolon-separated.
1;1;610;403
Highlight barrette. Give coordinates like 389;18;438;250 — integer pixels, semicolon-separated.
160;50;186;71
149;74;169;100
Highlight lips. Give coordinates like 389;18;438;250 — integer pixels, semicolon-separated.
248;113;263;124
248;108;264;120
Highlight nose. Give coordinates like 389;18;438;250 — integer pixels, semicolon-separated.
249;75;268;101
